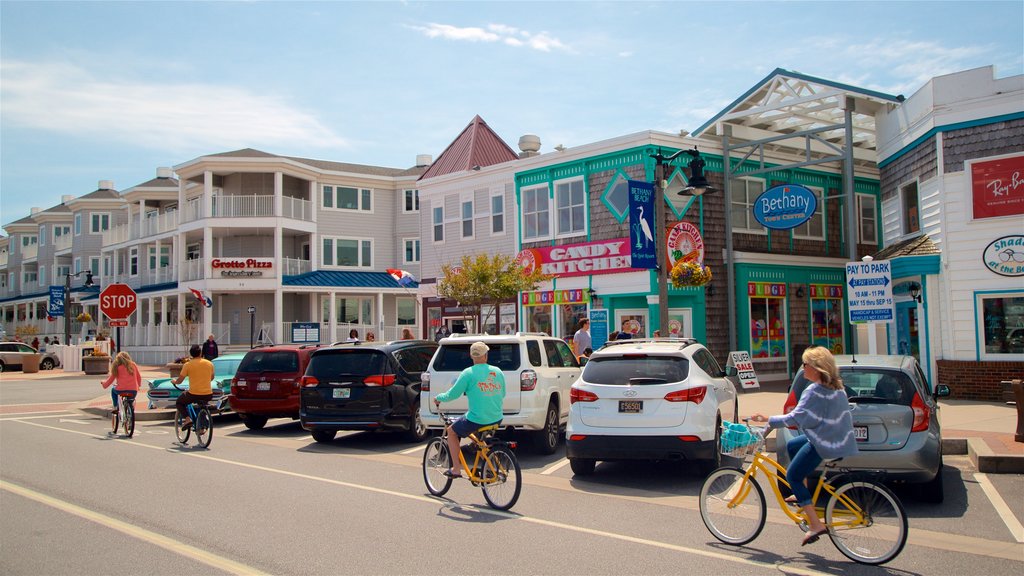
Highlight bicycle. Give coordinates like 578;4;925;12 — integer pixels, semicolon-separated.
422;412;522;511
110;392;135;438
171;383;213;449
699;420;908;565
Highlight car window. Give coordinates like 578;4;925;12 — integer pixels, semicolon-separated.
214;358;243;376
839;368;914;405
0;344;13;352
527;341;542;367
582;355;689;385
553;340;579;367
307;351;386;379
913;362;931;394
17;344;34;353
394;346;436;373
433;343;521;372
692;349;720;376
238;351;299;373
543;341;564;367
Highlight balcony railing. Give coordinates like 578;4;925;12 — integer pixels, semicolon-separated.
21;245;38;260
182;195;313;224
54;235;73;252
182;258;205;282
105;266;177;289
281;258;312;276
103;211;179;245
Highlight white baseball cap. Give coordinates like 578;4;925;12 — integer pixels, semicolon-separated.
470;342;490;358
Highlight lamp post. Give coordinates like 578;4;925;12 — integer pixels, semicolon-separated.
650;147;717;336
64;270;94;345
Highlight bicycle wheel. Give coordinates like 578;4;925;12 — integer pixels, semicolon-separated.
175;411;191;444
699;467;766;545
825;479;907;565
111;404;120;435
481;446;522;511
422;438;452;496
195;408;213;449
123;400;135;438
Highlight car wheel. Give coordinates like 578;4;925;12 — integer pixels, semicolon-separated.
0;361;5;373
533;400;559;455
920;455;945;503
241;414;268;431
311;430;336;443
40;358;55;370
569;458;596;476
699;419;723;476
404;406;429;443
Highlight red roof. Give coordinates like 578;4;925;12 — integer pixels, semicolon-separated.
418;115;519;181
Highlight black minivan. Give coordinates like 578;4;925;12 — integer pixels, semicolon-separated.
299;340;438;443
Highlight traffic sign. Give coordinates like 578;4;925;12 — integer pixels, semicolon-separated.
845;259;894;323
108;320;129;327
100;283;138;321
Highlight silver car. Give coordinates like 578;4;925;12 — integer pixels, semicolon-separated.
0;342;62;372
775;355;950;503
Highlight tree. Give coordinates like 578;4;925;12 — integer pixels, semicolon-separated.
437;253;550;333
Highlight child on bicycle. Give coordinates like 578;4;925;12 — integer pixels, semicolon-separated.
100;351;142;413
172;344;215;429
752;346;858;546
433;341;506;478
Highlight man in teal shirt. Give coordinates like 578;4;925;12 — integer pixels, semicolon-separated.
434;341;506;478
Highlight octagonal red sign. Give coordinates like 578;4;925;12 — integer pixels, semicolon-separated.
100;283;137;321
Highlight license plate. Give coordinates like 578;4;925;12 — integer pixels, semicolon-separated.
619;400;643;413
257;382;271;391
854;426;868;441
332;388;350;399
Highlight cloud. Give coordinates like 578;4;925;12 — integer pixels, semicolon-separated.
0;59;348;153
407;22;572;53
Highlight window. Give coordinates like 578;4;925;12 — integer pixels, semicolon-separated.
901;181;920;235
461;199;474;239
750;294;786;358
981;294;1024;357
90;213;111;233
38;267;45;285
323;186;372;212
857;193;878;244
432;206;444;243
75;214;82;236
39;226;45;246
526;305;552;335
555;178;586;236
792;186;824;239
57;265;70;278
331;297;372;324
129;248;139;276
102;258;110;277
560;303;587;341
810;286;844;353
522;185;551;240
604;174;630;220
21;235;37;247
186;243;200;260
148;246;170;269
90;258;100;278
403;189;419;213
74;258;82;274
54;225;70;242
322;237;373;268
491;193;505;234
403;238;420;264
730;178;767;234
397;298;416;325
22;271;38;284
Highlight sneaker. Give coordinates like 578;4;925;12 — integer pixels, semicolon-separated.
179;419;192;429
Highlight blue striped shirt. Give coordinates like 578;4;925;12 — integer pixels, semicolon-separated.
769;382;859;459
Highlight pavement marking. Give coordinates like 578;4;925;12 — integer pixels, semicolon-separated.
400;445;425;455
540;457;571;475
976;472;1024;543
0;401;77;406
0;480;269;576
0;413;75;421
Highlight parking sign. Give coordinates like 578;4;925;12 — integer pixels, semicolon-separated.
845;259;895;323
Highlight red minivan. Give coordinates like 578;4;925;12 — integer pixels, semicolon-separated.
228;344;322;430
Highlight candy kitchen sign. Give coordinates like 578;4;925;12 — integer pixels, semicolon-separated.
970;153;1024;219
515;238;640;277
210;258;275;278
665;221;704;266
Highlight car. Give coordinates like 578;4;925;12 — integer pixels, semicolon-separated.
565;338;739;476
0;342;62;372
299;340;438;443
420;332;582;454
145;353;245;410
228;344;323;430
775;354;951;503
1006;327;1024;353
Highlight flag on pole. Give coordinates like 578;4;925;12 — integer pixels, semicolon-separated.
189;287;213;308
386;268;417;287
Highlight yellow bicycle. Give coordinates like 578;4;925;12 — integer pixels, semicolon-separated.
699;420;908;565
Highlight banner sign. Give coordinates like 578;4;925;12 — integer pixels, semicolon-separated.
727;351;760;390
810;284;843;298
970;153;1024;219
846;259;894;323
747;282;787;297
515;238;640;278
48;285;65;317
521;289;588;306
627;180;657;269
666;221;705;267
291;322;320;343
753;184;818;230
210;257;275;278
983;235;1024;277
589;309;609;350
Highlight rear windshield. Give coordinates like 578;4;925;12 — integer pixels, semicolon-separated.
308;351;386;379
433;343;521;372
582;355;689;385
794;368;916;405
213;357;243;376
237;350;300;374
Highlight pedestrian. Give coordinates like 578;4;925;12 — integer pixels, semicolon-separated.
617;322;632;340
402;328;414;340
31;336;40;350
42;336;50;352
52;336;60;345
100;351;142;419
346;329;360;342
573;318;591;357
202;334;219;360
366;332;376;342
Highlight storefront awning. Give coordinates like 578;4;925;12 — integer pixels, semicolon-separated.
283;270;418;289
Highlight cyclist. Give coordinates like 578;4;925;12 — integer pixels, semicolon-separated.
433;341;506;478
100;351;142;415
172;344;215;429
752;345;858;546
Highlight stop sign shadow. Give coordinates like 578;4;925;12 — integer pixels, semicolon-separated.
100;283;138;321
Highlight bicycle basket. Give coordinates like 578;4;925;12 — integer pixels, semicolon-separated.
720;422;762;458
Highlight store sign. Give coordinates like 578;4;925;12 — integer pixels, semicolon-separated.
983;235;1024;277
666;221;705;266
521;289;588;306
210;257;274;278
747;282;787;297
727;351;760;390
753;184;818;230
515;238;639;277
291;322;320;343
810;284;843;298
971;153;1024;219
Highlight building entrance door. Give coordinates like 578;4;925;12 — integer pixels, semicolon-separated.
896;302;920;358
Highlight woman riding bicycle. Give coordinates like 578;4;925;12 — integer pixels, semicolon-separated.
100;351;142;414
433;341;506;478
752;346;858;546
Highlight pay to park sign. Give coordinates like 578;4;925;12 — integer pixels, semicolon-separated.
845;259;894;323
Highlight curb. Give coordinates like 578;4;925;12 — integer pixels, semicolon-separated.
967;437;1024;474
76;403;175;422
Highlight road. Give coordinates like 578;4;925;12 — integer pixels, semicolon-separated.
1;374;1022;575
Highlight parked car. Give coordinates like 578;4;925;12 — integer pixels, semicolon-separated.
228;344;323;430
145;353;245;410
0;342;62;372
420;332;581;454
299;340;438;443
1005;327;1024;353
566;338;738;476
775;354;951;503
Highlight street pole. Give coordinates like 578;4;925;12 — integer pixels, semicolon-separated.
248;306;256;349
654;160;670;336
63;274;71;346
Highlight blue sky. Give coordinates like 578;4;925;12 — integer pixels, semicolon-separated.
2;1;1022;226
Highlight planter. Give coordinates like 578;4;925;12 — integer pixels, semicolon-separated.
166;363;184;379
83;356;111;375
22;353;42;373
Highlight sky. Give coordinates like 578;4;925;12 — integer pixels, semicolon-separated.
1;0;1022;227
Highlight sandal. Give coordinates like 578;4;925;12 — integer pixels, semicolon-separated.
784;495;798;505
802;527;828;546
442;469;462;479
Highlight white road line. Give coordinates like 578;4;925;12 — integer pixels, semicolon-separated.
400;445;426;455
0;413;75;421
975;472;1024;543
540;458;571;475
1;480;269;576
0;401;76;407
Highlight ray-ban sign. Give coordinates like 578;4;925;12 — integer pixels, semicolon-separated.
753;184;818;230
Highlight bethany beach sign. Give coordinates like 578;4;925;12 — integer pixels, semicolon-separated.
753;184;818;230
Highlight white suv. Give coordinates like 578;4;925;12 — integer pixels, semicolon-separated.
566;338;738;476
420;333;581;454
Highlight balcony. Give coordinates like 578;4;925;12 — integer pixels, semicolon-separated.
105;266;178;289
102;211;178;245
182;195;313;223
21;244;38;260
282;258;312;276
54;235;73;252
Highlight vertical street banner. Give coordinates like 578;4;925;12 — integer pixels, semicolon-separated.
48;285;65;317
627;180;657;269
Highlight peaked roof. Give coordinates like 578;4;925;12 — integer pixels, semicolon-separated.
872;234;940;259
419;115;519;181
203;148;425;177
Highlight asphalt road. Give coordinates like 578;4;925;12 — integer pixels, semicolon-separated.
1;375;1022;575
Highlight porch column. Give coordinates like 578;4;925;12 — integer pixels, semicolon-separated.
274;172;283;217
203;171;214;218
139;198;146;239
377;292;385;339
274;289;283;344
309;179;318;224
329;292;337;344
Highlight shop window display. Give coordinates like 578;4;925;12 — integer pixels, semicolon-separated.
750;297;786;358
527;305;552;336
810;285;844;354
983;295;1024;354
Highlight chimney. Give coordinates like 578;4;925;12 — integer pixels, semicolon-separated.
98;180;115;190
156;167;173;179
61;195;75;204
31;207;42;214
518;135;541;158
415;154;432;167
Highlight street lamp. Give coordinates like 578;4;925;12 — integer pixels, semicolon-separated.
64;270;94;345
908;282;922;303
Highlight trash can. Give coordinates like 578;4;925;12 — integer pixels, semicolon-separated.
22;353;42;373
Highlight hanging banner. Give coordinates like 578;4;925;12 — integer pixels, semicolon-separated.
48;285;65;317
970;153;1024;220
627;180;657;269
666;221;705;267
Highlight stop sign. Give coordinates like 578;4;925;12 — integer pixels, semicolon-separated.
100;283;138;321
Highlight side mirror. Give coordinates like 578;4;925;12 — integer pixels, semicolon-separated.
934;384;951;398
724;365;738;377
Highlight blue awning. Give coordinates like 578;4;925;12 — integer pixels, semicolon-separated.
283;270;417;289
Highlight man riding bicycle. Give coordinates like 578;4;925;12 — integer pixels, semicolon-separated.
433;341;506;478
172;344;215;429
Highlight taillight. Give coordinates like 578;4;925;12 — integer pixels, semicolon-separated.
677;435;701;442
782;390;799;430
570;387;598;404
664;386;706;403
568;435;587;441
300;375;319;388
421;373;430;391
365;374;396;387
521;370;538;391
911;392;930;432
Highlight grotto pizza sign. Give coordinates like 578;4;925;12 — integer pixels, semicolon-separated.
515;238;640;278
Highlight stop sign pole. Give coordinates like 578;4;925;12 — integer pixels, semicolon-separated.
100;284;138;354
